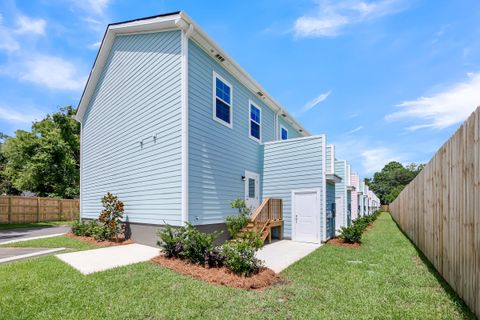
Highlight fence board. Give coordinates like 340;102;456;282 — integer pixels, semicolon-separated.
0;196;79;224
390;106;480;317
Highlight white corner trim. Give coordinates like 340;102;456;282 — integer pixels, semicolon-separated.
321;134;327;242
181;30;189;225
79;122;83;222
212;71;233;129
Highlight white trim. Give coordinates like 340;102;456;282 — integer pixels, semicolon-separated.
79;122;83;222
280;125;288;141
180;30;189;225
291;188;321;244
274;111;279;140
248;100;262;143
212;71;233;128
321;134;327;242
329;145;335;174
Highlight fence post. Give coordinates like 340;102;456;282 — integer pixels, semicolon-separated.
59;200;63;221
7;196;12;224
36;197;40;223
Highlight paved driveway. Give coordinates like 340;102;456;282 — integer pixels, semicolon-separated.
0;226;70;244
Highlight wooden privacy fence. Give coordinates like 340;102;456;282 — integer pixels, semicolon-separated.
381;205;389;212
0;196;79;224
389;106;480;317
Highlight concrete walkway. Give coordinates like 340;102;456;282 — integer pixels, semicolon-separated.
0;226;69;244
56;244;159;275
256;240;321;273
0;247;66;264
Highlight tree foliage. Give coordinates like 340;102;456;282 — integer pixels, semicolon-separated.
1;106;80;198
366;161;424;204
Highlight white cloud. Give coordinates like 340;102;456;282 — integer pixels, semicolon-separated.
361;147;406;173
302;90;332;112
294;0;408;38
77;0;111;16
2;54;87;91
346;126;364;134
0;105;43;124
88;41;102;49
15;15;47;35
386;73;480;130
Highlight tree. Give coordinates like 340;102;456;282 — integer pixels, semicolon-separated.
0;133;21;195
2;106;80;198
367;161;424;205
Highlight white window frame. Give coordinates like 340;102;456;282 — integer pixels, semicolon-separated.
212;71;233;128
248;100;261;142
280;126;288;140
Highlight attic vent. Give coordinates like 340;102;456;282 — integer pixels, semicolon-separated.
281;113;287;117
214;54;225;62
299;129;303;132
257;91;264;97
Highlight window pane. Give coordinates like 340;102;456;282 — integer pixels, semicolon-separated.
216;98;230;123
281;128;288;140
250;121;260;139
216;78;230;104
250;105;260;123
248;178;255;198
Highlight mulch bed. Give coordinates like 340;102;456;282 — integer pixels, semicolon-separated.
65;233;134;247
150;255;284;290
326;238;361;248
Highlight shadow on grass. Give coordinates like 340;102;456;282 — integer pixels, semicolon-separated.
388;214;476;319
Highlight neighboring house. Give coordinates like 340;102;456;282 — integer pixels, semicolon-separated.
75;11;379;245
350;172;360;220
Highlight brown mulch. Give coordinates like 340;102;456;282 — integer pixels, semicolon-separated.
65;233;134;247
150;255;284;290
326;237;361;248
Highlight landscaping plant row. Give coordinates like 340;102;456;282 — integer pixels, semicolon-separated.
339;211;381;244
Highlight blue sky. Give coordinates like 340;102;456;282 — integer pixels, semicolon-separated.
0;0;479;178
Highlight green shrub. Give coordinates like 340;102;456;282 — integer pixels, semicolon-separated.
158;223;222;265
91;224;114;241
237;230;263;249
225;198;251;238
71;220;86;236
225;213;249;238
339;224;363;243
157;224;185;258
222;238;263;276
180;223;222;265
98;192;124;241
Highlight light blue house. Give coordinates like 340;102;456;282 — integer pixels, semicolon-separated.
75;11;347;245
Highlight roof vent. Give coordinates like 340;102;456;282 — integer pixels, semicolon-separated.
214;54;225;62
299;129;303;132
257;91;264;97
281;113;287;117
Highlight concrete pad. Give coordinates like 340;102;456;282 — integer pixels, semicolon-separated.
56;244;159;275
0;247;66;264
256;240;321;273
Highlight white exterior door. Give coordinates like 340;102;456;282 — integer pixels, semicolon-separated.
244;171;260;211
292;189;320;243
335;196;344;232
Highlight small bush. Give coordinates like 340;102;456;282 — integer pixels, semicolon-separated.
222;238;263;276
71;220;86;236
339;224;363;243
157;224;184;258
180;223;222;265
225;198;251;238
204;247;225;268
237;230;263;250
98;192;124;241
225;213;249;238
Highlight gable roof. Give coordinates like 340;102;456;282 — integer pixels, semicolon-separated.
75;11;310;136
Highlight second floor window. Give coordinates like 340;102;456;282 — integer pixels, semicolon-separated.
213;72;232;127
281;127;288;140
249;101;261;141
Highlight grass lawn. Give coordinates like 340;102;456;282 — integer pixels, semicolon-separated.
0;213;474;319
0;235;96;250
0;220;74;230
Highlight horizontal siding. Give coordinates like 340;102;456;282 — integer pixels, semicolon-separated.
263;136;325;240
81;31;183;225
335;160;348;228
188;40;277;225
